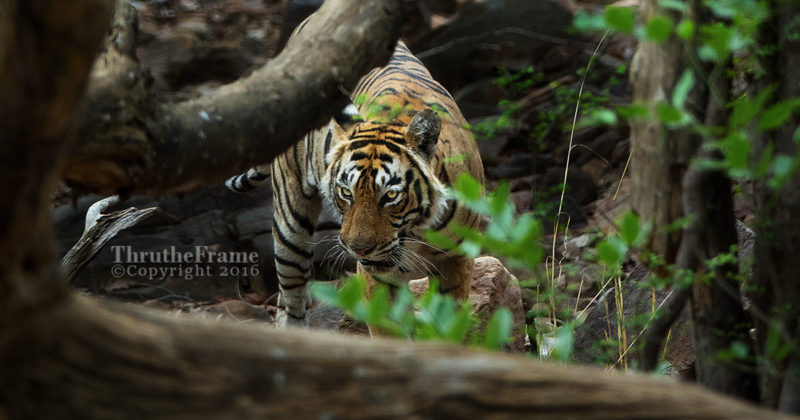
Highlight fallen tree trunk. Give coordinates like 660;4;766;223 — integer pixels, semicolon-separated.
63;0;403;196
0;295;793;419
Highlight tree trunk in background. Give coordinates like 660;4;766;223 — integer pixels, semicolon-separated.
751;1;800;412
629;0;699;265
684;66;757;400
631;0;758;400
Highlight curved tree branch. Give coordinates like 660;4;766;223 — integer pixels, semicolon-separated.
64;0;404;196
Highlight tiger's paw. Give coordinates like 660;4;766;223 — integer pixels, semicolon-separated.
275;310;310;328
275;287;311;328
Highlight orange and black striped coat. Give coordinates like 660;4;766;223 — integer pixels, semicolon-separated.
226;42;484;327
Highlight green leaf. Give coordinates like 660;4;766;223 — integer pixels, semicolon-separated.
731;86;776;128
605;6;635;34
655;102;684;124
765;324;792;361
699;23;733;62
644;15;673;42
366;284;391;324
444;306;472;342
424;230;458;251
573;9;606;33
580;108;618;127
551;322;576;362
454;173;482;201
616;104;649;120
489;181;511;216
768;154;797;189
676;20;695;39
730;99;757;128
597;236;628;267
755;142;775;178
658;0;687;12
338;276;365;311
483;308;513;350
618;211;641;247
759;99;800;130
772;155;794;178
310;282;339;305
458;240;482;258
672;70;695;109
707;0;768;20
718;132;751;175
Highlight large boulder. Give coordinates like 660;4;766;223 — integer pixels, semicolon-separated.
408;256;528;352
413;0;573;90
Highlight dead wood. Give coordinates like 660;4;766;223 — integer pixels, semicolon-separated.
0;295;793;419
60;197;158;284
62;0;403;196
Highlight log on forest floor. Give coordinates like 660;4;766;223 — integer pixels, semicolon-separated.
0;295;794;419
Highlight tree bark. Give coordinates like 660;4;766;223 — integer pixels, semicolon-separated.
632;1;758;400
751;1;800;412
0;0;115;314
629;0;700;265
0;296;793;419
63;0;403;196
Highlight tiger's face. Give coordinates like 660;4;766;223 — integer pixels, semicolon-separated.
321;109;447;272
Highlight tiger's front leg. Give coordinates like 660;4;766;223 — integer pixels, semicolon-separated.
271;157;321;328
436;254;473;301
358;262;402;337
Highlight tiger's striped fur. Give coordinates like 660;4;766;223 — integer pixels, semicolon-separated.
227;42;484;327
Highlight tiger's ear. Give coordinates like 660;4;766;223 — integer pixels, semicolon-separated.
405;109;441;157
325;103;363;166
334;103;364;133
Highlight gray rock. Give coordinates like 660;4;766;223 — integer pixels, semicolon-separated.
414;0;573;90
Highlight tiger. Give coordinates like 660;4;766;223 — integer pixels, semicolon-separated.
226;41;484;329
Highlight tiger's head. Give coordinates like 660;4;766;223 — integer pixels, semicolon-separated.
321;108;448;272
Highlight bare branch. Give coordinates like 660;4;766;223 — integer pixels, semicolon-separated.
63;0;404;196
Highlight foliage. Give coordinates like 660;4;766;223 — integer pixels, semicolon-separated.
575;1;800;191
312;277;513;350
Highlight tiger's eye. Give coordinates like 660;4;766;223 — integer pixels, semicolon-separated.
385;190;398;199
340;186;352;197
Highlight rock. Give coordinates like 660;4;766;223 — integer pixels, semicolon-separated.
537;194;588;232
308;302;348;331
474;131;510;165
539;165;599;206
572;264;695;371
563;233;593;258
580;158;609;182
509;175;535;192
453;79;509;119
571;129;624;166
409;256;528;352
489;153;556;179
611;138;630;165
511;190;533;212
414;0;573;90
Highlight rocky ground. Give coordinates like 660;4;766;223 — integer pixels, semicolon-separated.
54;0;696;372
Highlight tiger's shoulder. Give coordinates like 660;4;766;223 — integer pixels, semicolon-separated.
349;41;484;189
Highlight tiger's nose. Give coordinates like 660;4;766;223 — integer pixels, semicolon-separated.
351;246;372;256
